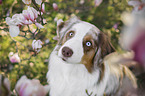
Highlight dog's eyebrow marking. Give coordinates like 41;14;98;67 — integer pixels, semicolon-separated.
58;21;81;45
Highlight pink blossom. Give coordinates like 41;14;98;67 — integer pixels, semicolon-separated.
32;40;43;53
0;75;11;96
121;0;145;67
9;52;20;63
113;23;119;30
6;6;44;37
131;30;145;66
41;3;45;13
22;0;31;5
22;6;38;22
15;75;49;96
94;0;103;7
53;3;58;11
0;0;2;4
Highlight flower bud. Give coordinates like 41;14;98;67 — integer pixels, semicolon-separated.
32;40;43;53
9;52;20;63
53;3;58;11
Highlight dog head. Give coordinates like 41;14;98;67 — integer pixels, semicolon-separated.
56;16;115;72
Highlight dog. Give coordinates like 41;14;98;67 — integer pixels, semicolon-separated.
46;16;137;96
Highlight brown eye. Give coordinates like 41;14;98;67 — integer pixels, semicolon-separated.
67;31;75;39
68;31;74;37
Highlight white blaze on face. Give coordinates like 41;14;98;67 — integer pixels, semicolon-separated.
58;22;95;64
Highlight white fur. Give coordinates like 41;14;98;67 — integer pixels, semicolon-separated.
47;22;115;96
47;46;111;96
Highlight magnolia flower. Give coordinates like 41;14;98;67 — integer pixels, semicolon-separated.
9;52;21;63
22;6;38;22
22;0;31;5
15;75;49;96
6;6;44;37
94;0;103;7
32;40;43;53
6;14;26;37
53;3;58;11
0;75;11;96
131;31;145;66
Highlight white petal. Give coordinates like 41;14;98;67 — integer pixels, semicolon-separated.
128;1;141;7
35;23;44;29
22;0;31;5
35;0;42;5
31;7;38;19
9;25;20;37
28;7;35;21
36;40;42;48
32;40;36;49
94;0;103;7
6;17;12;25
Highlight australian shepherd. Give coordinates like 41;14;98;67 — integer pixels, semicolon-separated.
47;16;137;96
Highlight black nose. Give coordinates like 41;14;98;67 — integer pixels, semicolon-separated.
62;47;73;57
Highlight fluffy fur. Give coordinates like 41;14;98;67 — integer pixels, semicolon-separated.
47;16;137;96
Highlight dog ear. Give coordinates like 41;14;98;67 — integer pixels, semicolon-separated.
54;19;64;41
99;32;115;58
93;32;115;68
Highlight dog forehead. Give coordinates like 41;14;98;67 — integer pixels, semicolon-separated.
72;22;94;35
72;21;100;36
72;22;100;39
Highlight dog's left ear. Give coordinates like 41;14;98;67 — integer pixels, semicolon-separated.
93;31;115;68
99;32;115;58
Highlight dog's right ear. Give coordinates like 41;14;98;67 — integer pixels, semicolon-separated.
53;19;65;41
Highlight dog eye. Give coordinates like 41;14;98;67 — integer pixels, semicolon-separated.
86;41;92;47
69;31;74;37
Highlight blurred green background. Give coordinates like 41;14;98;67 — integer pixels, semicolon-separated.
0;0;132;91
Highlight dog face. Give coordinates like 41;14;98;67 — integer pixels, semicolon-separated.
57;16;115;72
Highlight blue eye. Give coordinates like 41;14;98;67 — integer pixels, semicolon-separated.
86;42;92;47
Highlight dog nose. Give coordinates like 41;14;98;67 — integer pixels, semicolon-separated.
62;47;73;57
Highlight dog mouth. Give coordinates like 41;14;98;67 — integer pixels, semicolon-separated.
62;57;68;61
